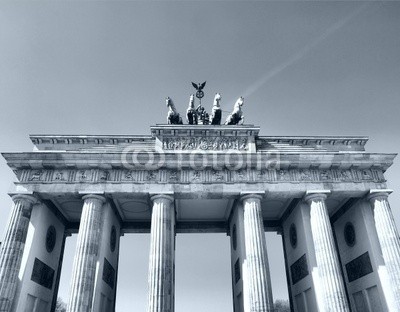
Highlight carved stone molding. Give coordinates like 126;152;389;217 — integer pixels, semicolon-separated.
17;168;385;184
162;137;248;151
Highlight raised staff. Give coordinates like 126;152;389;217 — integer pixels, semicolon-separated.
192;81;206;103
192;81;209;125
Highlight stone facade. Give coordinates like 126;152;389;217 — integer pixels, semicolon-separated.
0;124;399;312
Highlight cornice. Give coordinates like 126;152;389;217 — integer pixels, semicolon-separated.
29;125;368;154
2;151;396;171
30;135;155;151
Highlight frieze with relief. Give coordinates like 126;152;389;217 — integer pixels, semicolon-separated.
162;137;248;151
18;168;385;184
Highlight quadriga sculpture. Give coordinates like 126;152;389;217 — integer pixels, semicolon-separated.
225;96;244;125
210;93;222;125
166;97;183;125
186;94;198;125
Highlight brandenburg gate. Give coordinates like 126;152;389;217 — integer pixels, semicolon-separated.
0;108;400;311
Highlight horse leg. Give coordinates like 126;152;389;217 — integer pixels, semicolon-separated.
224;115;232;125
187;112;193;125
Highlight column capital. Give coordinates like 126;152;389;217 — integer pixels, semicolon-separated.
11;194;38;205
304;190;331;203
150;194;174;203
81;194;107;204
367;189;393;202
240;192;264;203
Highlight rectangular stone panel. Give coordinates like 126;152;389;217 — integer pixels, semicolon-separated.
352;291;368;312
295;293;306;312
236;292;243;312
290;254;309;285
102;258;116;289
345;252;373;283
366;285;384;311
36;299;49;312
31;258;55;290
100;293;113;312
304;287;316;311
234;258;240;284
25;294;36;312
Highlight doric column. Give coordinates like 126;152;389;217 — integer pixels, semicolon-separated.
0;195;37;312
242;194;274;312
67;194;106;312
367;190;400;309
147;194;175;312
305;191;349;311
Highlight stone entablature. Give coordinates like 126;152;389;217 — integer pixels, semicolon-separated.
29;125;369;153
4;124;395;192
2;152;395;171
30;135;153;146
30;135;155;152
15;167;386;185
256;136;368;152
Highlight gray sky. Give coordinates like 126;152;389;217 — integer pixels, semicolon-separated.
1;1;400;311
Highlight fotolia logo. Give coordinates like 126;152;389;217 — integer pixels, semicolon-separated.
121;145;281;171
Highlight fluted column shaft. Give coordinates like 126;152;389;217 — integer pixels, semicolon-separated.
147;195;175;312
242;194;273;312
0;195;36;312
305;191;349;312
368;191;400;309
67;195;105;312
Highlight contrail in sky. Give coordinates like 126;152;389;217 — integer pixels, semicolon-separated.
241;3;372;99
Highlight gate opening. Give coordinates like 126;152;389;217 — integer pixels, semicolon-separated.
175;233;232;312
